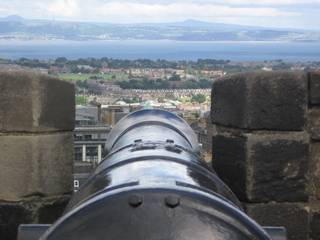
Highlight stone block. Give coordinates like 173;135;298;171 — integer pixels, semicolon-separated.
0;71;75;132
245;202;309;240
37;195;70;224
212;131;247;198
211;71;307;130
309;71;320;105
311;142;320;200
0;133;74;201
212;130;309;202
0;203;33;240
309;107;320;140
0;196;70;240
310;202;320;240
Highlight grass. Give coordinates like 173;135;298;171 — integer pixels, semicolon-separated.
57;73;129;82
76;95;88;105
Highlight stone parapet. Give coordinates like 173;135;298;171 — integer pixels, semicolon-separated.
0;71;75;133
211;71;320;240
245;202;310;240
309;72;320;105
211;71;307;131
0;196;70;240
0;71;75;240
213;129;309;202
0;133;73;201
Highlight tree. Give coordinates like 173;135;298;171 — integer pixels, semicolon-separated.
191;94;206;103
183;80;198;89
169;73;181;81
76;80;88;89
76;95;88;105
198;79;213;88
55;57;68;65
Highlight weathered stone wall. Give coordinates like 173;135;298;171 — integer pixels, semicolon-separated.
211;71;320;240
0;71;75;240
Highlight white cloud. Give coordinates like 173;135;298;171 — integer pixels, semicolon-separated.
0;0;318;29
200;0;320;5
42;1;300;23
97;2;299;22
114;0;320;5
47;0;80;17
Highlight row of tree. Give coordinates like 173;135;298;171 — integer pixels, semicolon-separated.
118;78;213;90
4;57;306;74
54;57;230;69
8;57;231;70
75;78;212;94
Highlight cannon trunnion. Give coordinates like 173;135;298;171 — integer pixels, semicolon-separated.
19;109;285;240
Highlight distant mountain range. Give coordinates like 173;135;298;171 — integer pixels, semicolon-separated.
1;15;320;42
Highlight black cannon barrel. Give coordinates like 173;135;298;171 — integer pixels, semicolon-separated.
39;109;273;240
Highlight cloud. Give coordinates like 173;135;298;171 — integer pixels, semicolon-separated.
47;0;80;17
0;0;318;29
194;0;320;5
34;1;300;23
113;0;320;5
95;2;299;23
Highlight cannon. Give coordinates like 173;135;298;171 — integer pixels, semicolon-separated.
19;109;286;240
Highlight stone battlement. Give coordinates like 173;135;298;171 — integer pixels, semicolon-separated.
0;71;75;240
211;71;320;240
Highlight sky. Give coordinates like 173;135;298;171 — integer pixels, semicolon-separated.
0;0;319;30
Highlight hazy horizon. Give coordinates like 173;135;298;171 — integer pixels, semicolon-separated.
0;0;320;30
0;15;316;32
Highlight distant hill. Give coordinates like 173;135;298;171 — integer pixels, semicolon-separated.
0;15;319;42
1;15;25;22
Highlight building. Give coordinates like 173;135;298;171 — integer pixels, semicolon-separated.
73;124;111;191
74;125;111;164
76;105;99;125
189;112;213;163
101;104;130;126
73;105;111;191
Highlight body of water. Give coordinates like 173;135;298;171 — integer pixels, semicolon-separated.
1;40;320;61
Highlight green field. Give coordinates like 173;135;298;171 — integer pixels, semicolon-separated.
56;73;129;82
75;95;88;105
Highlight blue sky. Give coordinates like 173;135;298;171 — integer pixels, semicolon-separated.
0;0;319;30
